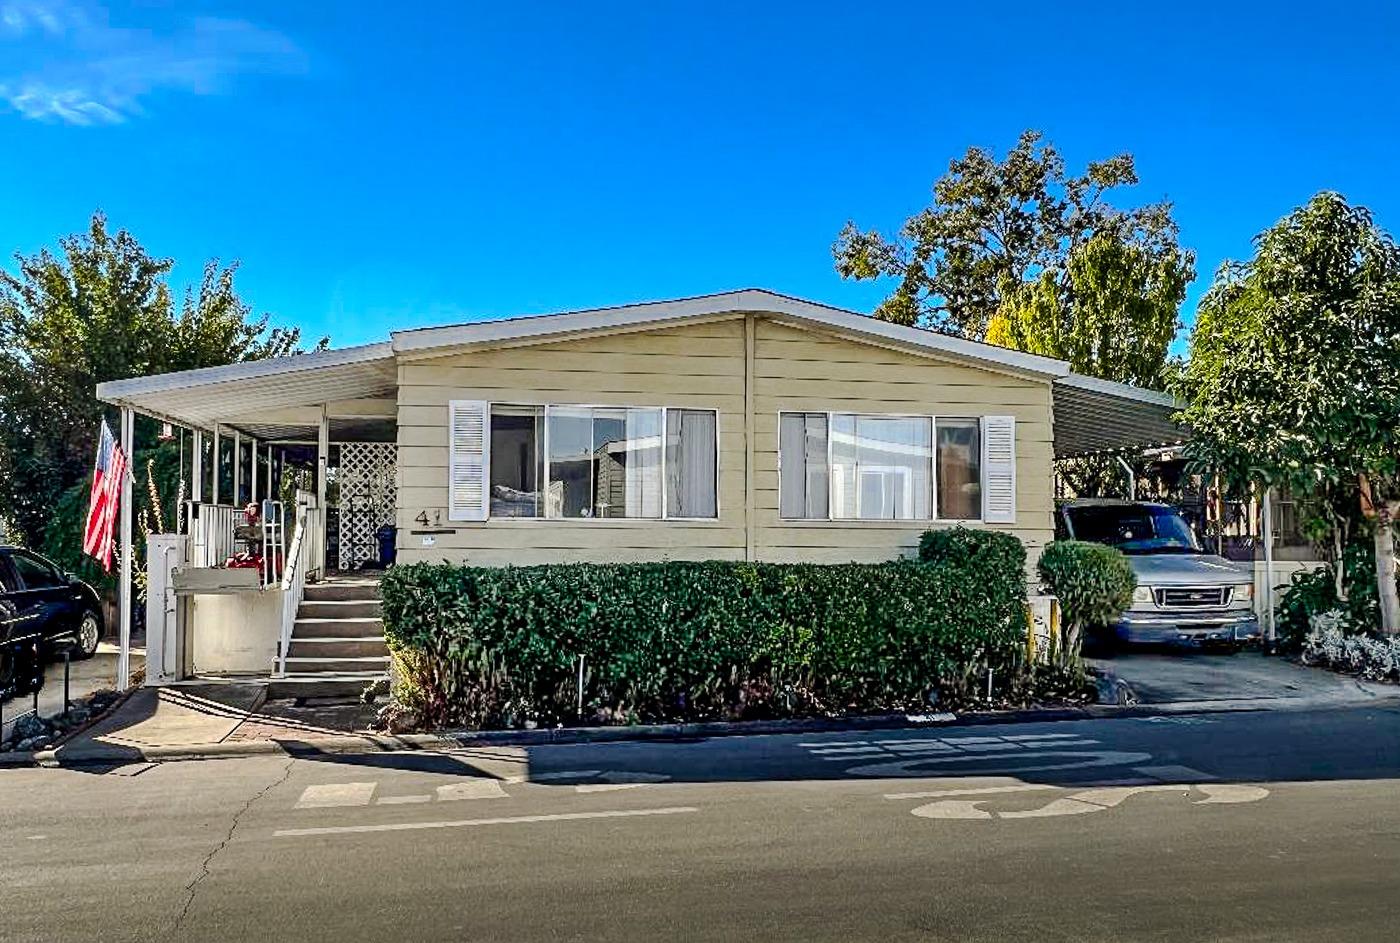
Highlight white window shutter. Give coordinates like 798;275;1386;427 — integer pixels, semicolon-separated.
448;400;489;522
981;415;1016;524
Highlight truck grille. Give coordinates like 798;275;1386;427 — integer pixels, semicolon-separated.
1156;586;1230;608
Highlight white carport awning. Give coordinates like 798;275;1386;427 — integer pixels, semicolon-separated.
1052;374;1184;458
95;343;397;436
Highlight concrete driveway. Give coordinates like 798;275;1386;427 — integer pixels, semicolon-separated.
1087;648;1397;709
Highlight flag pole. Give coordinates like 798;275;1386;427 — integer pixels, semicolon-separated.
118;406;134;690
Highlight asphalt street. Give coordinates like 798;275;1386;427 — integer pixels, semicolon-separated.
4;704;1400;942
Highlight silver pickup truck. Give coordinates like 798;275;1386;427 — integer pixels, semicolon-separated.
1055;500;1261;650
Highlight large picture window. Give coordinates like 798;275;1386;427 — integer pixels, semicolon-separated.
778;411;1013;523
468;402;717;521
831;415;931;520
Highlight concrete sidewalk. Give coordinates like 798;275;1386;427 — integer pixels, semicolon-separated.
32;684;387;766
7;652;1397;768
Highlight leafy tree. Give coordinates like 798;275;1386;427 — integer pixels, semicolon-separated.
1180;192;1400;635
988;232;1192;388
0;212;321;580
833;129;1190;342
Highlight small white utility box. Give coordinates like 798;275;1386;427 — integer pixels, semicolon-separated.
146;534;191;685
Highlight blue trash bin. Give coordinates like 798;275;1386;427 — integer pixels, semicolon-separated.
376;524;397;566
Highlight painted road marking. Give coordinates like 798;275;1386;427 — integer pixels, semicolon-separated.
376;794;433;805
574;772;672;793
274;806;699;838
1194;784;1270;804
1135;765;1217;781
436;780;510;801
846;749;1153;778
798;734;1102;764
885;784;1057;801
296;783;376;809
906;783;1269;820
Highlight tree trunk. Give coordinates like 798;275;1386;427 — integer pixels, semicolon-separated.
1375;507;1400;637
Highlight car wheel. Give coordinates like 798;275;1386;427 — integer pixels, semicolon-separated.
75;610;102;659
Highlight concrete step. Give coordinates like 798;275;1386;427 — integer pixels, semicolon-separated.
282;655;390;674
298;599;382;620
287;637;388;659
267;672;385;701
293;617;384;639
303;581;381;603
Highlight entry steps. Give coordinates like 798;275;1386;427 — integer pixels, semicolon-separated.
268;578;388;700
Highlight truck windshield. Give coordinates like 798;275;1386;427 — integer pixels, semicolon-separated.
1066;505;1203;554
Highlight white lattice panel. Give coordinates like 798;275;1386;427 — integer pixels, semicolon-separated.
336;441;397;571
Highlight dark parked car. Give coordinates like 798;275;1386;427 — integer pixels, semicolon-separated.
0;547;104;699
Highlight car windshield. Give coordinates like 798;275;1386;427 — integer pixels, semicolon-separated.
1065;504;1203;554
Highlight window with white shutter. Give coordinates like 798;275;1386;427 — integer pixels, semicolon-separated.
448;400;489;521
980;415;1016;524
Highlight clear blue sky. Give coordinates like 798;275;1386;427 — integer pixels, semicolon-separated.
2;1;1398;355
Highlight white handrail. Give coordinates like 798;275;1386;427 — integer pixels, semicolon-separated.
275;503;319;677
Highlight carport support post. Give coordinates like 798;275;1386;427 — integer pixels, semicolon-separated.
211;425;221;506
117;405;134;690
191;430;203;504
317;405;329;574
1261;486;1276;649
233;430;242;507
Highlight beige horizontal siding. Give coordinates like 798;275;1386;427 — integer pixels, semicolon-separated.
396;317;748;564
750;318;1055;564
393;312;1057;568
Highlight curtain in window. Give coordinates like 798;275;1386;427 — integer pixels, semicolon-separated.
779;413;828;519
665;409;718;518
936;418;981;520
830;415;931;520
624;408;664;518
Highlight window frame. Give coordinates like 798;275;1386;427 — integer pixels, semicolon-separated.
777;410;990;524
469;402;722;523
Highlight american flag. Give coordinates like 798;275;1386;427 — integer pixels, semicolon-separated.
83;419;129;571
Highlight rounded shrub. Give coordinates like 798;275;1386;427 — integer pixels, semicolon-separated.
1036;540;1136;662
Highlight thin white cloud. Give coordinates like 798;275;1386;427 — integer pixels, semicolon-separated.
0;1;305;125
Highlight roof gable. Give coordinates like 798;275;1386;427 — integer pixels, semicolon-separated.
390;289;1071;380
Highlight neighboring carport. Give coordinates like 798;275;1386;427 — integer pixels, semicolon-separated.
1051;373;1184;460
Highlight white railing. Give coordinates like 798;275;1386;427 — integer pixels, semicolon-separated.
187;502;240;568
261;500;285;588
275;503;321;677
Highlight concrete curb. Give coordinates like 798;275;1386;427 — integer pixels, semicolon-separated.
8;688;1400;768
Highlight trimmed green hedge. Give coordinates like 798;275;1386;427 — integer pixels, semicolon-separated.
920;526;1027;574
382;550;1029;729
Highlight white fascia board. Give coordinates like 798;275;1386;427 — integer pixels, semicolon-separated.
390;288;1071;378
390;291;757;353
95;342;395;402
1054;372;1182;408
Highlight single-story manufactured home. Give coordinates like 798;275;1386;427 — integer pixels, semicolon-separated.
96;289;1181;693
